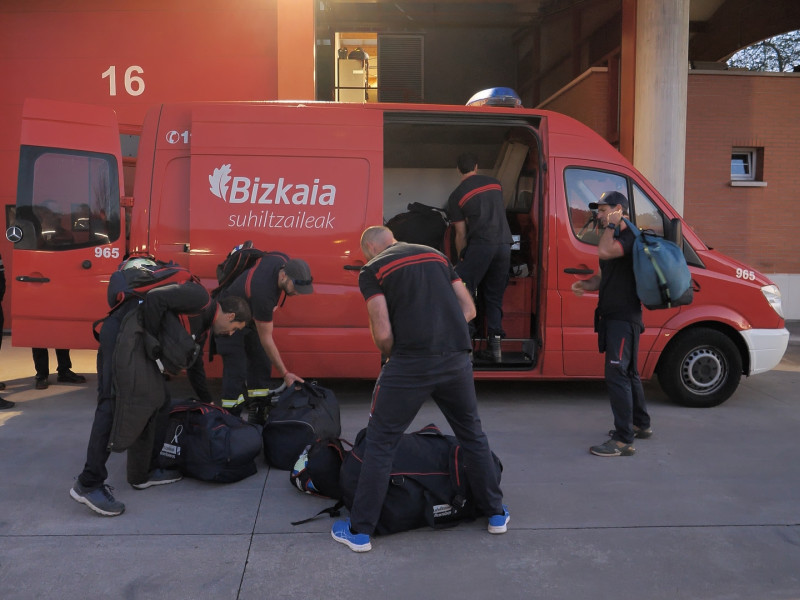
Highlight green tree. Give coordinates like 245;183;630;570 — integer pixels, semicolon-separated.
727;30;800;72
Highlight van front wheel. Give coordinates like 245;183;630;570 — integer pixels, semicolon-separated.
657;329;742;408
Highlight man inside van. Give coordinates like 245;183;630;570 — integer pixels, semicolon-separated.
331;226;508;552
216;254;314;410
571;191;652;457
446;153;513;363
70;282;251;517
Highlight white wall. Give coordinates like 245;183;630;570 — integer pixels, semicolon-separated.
767;274;800;321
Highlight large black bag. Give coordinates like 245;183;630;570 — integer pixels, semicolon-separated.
339;424;502;535
159;401;262;483
290;438;350;499
262;382;341;470
385;202;448;251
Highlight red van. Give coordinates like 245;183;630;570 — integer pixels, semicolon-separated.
9;96;789;407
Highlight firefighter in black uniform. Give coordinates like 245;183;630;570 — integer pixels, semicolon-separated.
70;280;251;517
216;253;314;410
331;226;508;552
571;191;652;457
446;152;513;362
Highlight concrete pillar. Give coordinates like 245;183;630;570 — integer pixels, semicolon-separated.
633;0;689;214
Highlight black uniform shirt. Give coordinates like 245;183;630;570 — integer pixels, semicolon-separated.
598;226;642;322
359;242;471;356
222;253;287;323
446;174;513;245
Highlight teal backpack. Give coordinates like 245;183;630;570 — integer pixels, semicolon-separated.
623;218;693;310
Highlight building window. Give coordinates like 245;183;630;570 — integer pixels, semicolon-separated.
731;148;756;181
731;147;767;187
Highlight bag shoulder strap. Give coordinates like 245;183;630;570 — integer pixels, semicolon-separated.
291;501;345;526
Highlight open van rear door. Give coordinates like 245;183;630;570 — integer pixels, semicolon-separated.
9;99;124;349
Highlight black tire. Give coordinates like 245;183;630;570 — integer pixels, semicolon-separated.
657;328;743;408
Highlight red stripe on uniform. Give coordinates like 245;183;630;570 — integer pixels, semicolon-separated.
375;252;449;283
457;183;502;208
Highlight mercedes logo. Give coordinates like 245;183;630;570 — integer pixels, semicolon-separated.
6;225;23;244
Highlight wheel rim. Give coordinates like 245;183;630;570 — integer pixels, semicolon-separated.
681;346;727;395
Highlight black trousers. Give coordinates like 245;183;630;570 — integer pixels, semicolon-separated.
77;304;167;489
603;318;650;444
215;327;272;401
349;352;505;536
32;347;72;378
455;243;511;338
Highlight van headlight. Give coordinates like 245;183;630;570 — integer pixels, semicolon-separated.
761;284;784;318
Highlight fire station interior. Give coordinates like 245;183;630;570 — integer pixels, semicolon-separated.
382;115;541;370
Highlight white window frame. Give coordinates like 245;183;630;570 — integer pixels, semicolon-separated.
731;148;756;181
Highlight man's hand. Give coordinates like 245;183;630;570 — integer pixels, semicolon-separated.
283;372;304;386
572;275;600;296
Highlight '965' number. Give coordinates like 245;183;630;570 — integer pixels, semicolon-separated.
736;268;756;281
94;247;120;259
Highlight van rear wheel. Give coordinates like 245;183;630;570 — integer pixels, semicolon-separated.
657;328;742;408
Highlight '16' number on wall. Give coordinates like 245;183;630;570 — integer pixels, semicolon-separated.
101;66;145;97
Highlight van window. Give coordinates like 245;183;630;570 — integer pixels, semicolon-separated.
15;147;120;251
631;183;665;237
565;167;628;246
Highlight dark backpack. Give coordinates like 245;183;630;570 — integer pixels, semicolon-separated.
290;438;351;499
213;241;265;295
107;256;197;309
158;400;263;483
212;242;291;297
94;257;198;342
262;382;341;470
385;202;448;251
623;218;694;310
339;424;503;535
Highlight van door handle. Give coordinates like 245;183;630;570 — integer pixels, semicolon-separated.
343;265;362;271
563;268;594;275
17;275;51;283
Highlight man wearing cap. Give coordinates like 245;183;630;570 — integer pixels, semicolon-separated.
216;252;313;409
571;191;652;457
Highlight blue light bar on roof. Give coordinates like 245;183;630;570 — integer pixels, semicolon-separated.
466;87;523;108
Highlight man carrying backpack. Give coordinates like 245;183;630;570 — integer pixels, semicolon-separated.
70;279;251;517
571;191;652;457
216;252;314;410
331;226;508;552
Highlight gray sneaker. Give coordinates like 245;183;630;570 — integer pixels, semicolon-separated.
131;469;183;490
70;482;125;516
590;438;635;457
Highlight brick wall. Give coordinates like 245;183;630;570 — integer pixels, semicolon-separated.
685;72;800;274
538;68;612;141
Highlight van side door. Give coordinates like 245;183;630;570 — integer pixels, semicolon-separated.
10;99;124;348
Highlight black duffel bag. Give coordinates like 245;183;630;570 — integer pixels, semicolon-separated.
158;400;262;483
262;382;341;470
339;423;502;535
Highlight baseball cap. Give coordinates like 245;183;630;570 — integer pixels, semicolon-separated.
284;258;314;295
589;191;629;212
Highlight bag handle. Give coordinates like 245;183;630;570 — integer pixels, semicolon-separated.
285;381;326;409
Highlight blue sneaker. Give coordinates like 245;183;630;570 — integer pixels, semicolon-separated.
488;505;510;534
331;518;372;552
70;481;125;517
